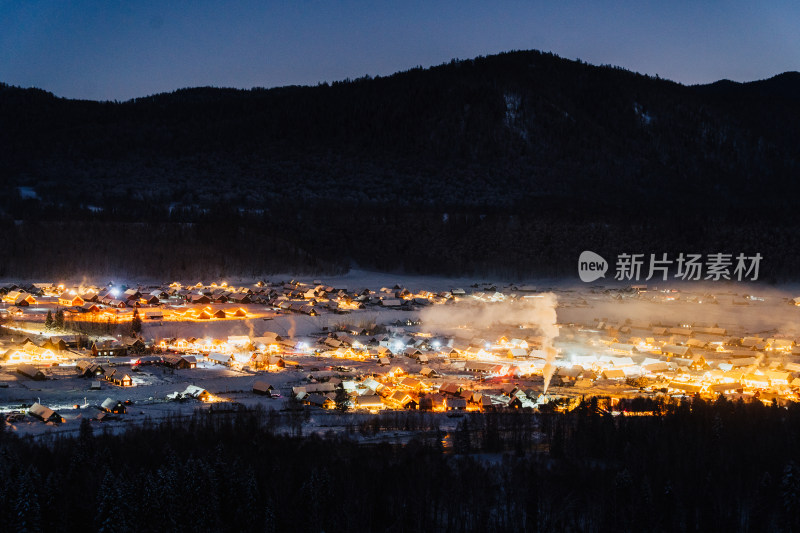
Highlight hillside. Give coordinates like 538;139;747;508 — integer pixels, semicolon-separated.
1;50;799;280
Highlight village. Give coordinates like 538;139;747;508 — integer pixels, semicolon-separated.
3;275;800;434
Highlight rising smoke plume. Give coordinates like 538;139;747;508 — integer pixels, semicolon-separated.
420;293;560;391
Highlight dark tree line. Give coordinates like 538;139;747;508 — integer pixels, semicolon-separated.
0;208;796;280
2;397;800;532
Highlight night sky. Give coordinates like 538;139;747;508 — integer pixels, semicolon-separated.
1;0;798;101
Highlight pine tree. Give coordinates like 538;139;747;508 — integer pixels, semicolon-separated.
334;385;349;412
95;471;118;533
44;311;53;330
38;473;59;533
54;308;65;330
14;469;41;533
233;469;260;531
263;498;276;533
79;417;93;443
782;461;800;531
130;308;142;336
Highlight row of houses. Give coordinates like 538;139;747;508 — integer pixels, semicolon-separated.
275;361;514;412
77;363;135;387
75;354;198;380
282;371;539;412
1;279;467;319
584;320;800;354
2;290;37;306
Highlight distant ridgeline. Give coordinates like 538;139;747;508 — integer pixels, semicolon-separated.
1;50;799;279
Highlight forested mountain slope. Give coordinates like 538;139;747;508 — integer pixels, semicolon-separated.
1;50;798;279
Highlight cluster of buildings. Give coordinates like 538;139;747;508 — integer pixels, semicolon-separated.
553;320;800;403
0;279;462;324
7;280;800;423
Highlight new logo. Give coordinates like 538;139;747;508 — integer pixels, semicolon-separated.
578;250;608;282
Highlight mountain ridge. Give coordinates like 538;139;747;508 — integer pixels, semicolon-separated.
3;60;799;103
1;49;799;279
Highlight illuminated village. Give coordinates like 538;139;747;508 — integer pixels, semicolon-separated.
3;276;800;432
6;2;799;527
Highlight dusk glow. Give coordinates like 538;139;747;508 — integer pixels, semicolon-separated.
2;1;799;100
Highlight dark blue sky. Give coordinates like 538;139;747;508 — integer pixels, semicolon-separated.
1;1;798;101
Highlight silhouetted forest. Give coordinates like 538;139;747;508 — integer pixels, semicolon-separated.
2;50;799;278
2;398;800;532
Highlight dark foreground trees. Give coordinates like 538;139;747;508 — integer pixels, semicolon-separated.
1;397;799;532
